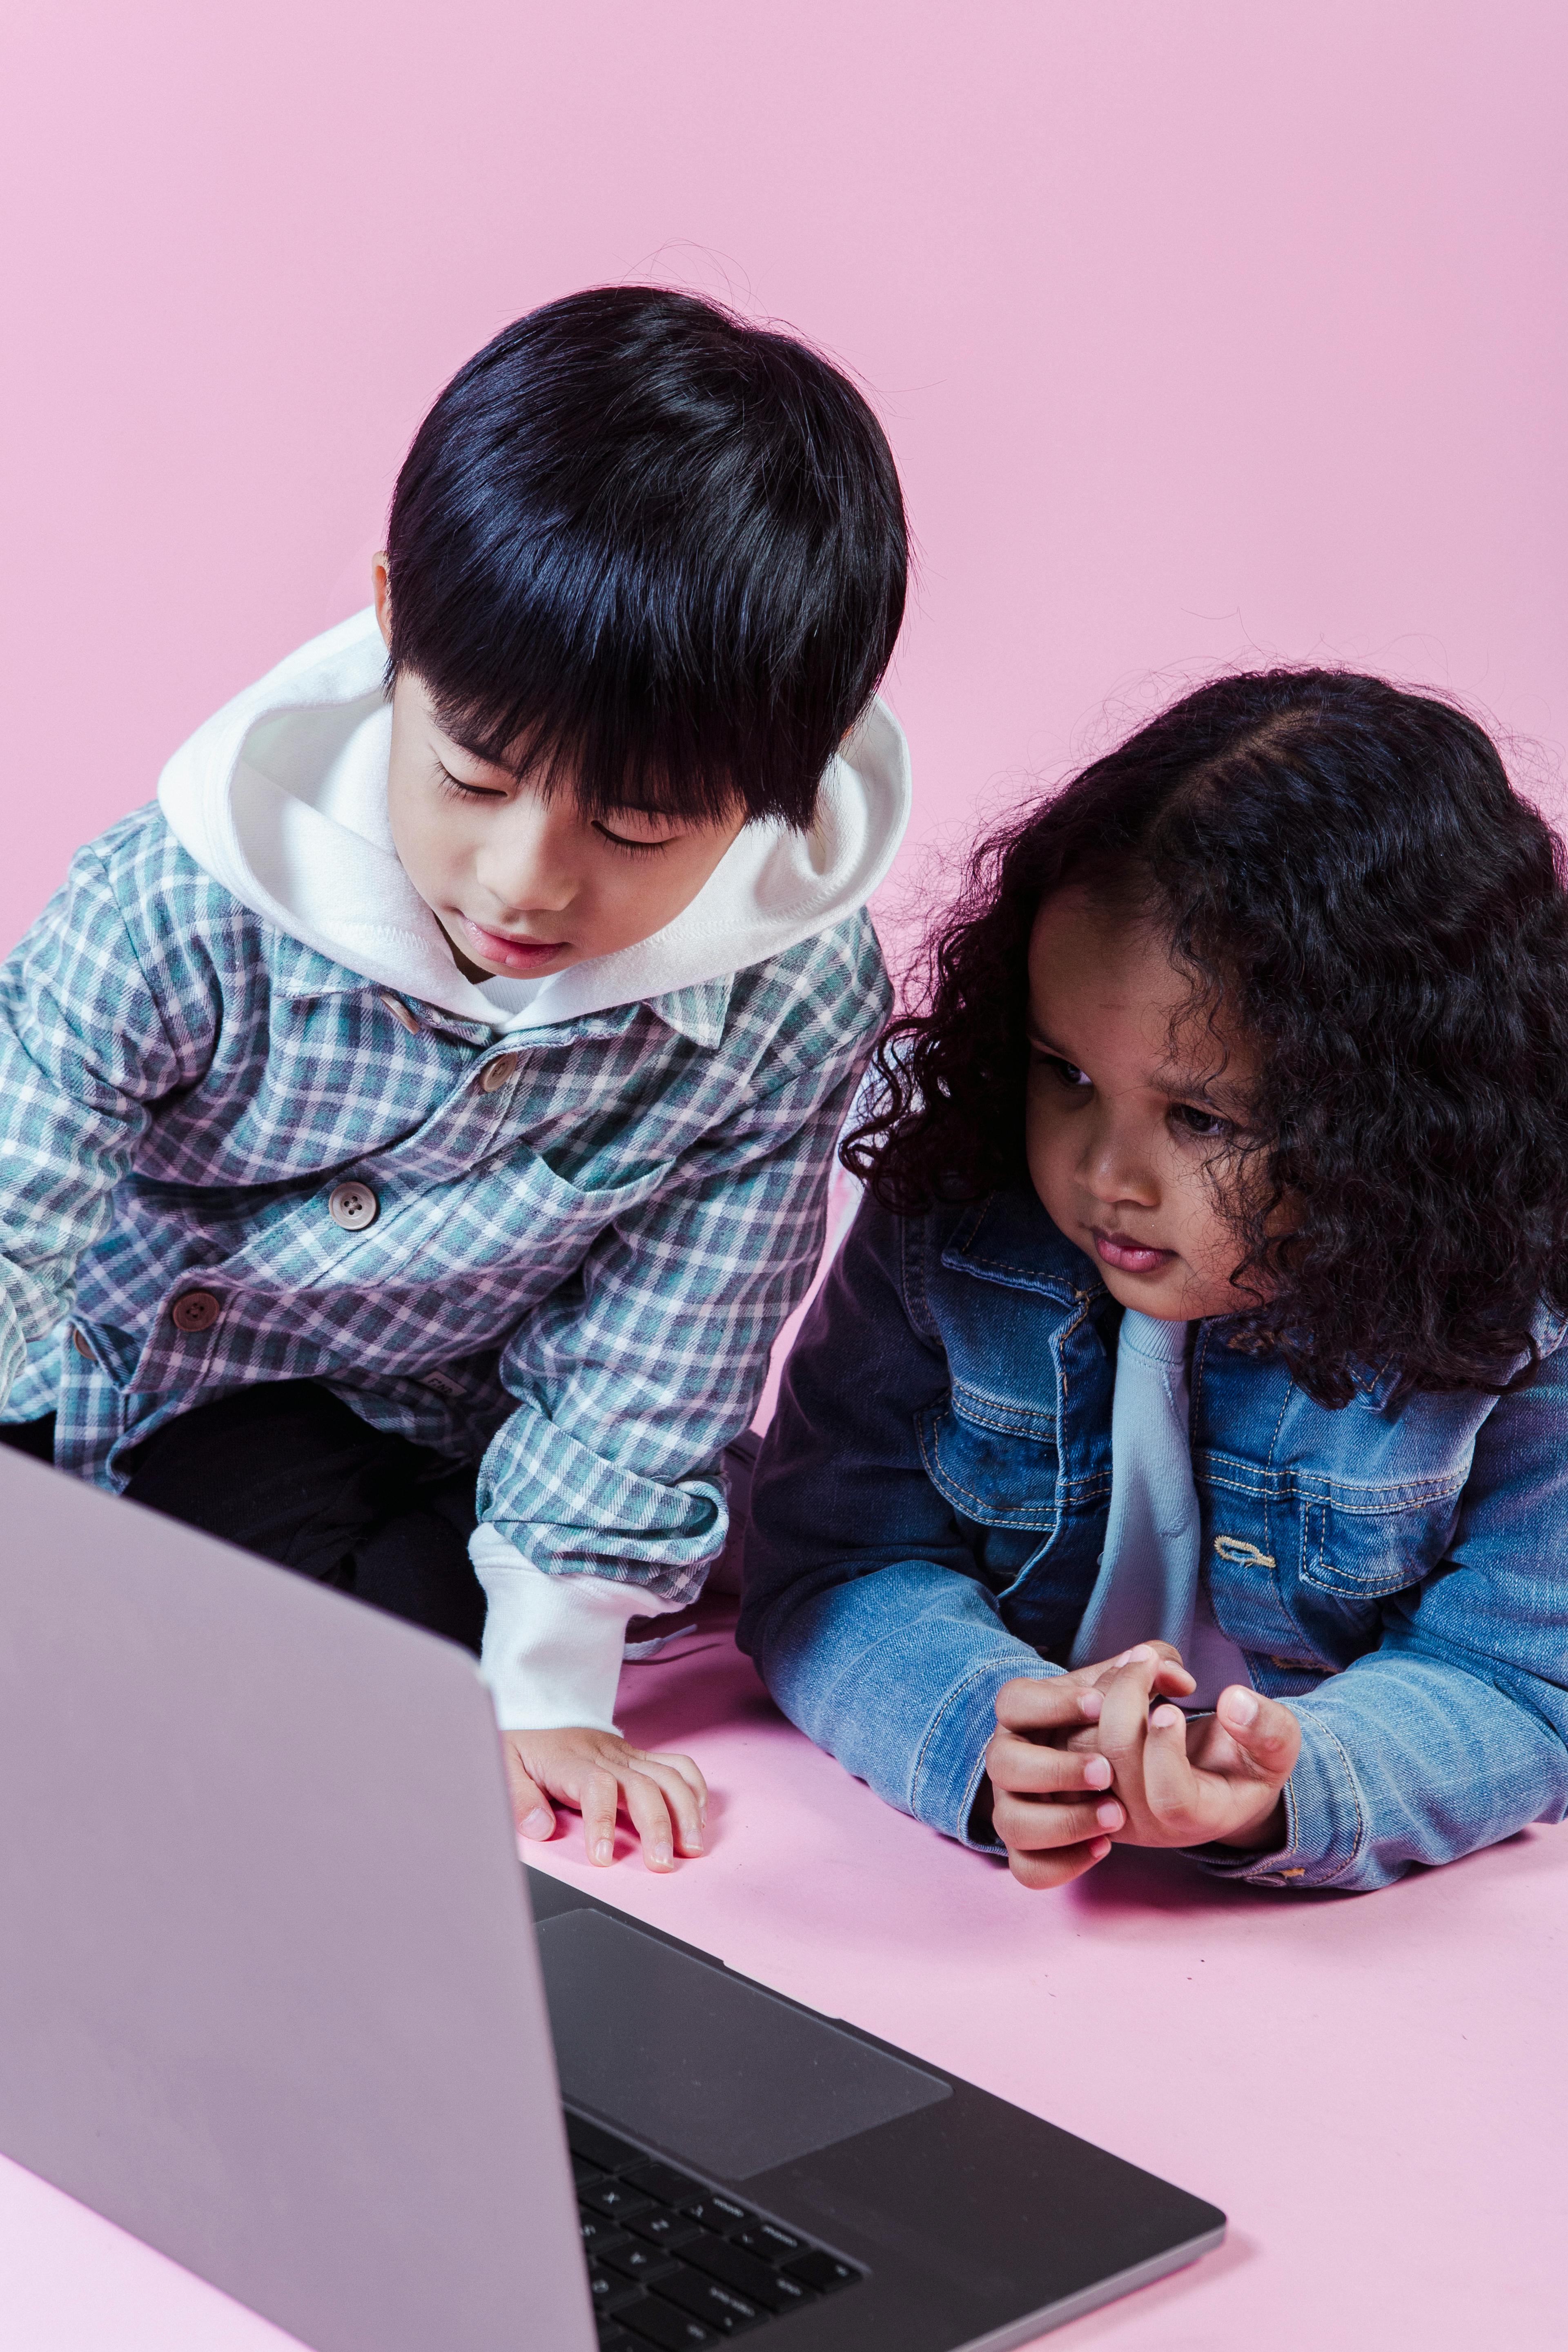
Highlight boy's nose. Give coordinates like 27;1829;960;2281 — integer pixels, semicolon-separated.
476;817;578;917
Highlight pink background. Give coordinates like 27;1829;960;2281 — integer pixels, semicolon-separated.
2;1;1566;964
2;4;1567;2347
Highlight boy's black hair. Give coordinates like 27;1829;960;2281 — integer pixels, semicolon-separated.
384;286;907;829
845;670;1568;1408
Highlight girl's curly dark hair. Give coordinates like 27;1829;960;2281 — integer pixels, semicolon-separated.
845;669;1568;1408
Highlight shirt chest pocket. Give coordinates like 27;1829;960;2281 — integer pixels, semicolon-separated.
1298;1479;1464;1599
917;1382;1060;1531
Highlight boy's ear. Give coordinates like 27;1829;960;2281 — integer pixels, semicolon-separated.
372;553;392;647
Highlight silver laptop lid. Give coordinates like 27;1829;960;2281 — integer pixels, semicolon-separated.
0;1447;594;2352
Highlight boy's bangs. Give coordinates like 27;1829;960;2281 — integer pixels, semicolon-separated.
428;687;752;829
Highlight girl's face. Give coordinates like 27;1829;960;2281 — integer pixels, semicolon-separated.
1025;889;1261;1322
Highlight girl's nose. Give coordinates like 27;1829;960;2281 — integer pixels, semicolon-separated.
1080;1112;1158;1208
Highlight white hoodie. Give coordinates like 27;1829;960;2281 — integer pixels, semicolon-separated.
156;608;910;1728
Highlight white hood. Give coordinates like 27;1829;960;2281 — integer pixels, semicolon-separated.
157;608;911;1032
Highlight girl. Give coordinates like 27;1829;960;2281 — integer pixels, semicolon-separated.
738;670;1568;1894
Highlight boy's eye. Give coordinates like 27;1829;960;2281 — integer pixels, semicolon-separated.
592;821;675;856
1171;1101;1232;1141
436;763;506;803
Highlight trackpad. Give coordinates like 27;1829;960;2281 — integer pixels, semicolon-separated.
536;1908;949;2181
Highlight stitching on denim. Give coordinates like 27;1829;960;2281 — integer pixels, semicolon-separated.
1302;1716;1366;1883
915;1411;1058;1526
911;1657;1056;1820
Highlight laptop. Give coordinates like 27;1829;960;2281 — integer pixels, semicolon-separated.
0;1446;1223;2352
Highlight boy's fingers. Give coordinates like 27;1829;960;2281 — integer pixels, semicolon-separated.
635;1746;709;1820
621;1771;679;1872
992;1791;1125;1850
628;1756;706;1855
987;1727;1113;1796
577;1766;622;1866
1005;1835;1113;1892
1216;1685;1301;1775
501;1746;556;1842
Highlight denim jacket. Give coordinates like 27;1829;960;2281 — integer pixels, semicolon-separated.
738;1185;1568;1893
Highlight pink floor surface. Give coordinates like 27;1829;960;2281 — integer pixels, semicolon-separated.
3;1620;1566;2349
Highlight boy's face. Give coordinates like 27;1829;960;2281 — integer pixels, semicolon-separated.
376;566;745;984
1025;889;1267;1322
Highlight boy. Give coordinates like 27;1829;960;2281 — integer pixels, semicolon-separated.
0;287;909;1869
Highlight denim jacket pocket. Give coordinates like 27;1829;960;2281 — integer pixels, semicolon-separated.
916;1381;1059;1531
1299;1477;1463;1599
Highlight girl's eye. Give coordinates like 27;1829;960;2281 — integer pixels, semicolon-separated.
592;821;675;857
1035;1051;1092;1091
1171;1101;1232;1141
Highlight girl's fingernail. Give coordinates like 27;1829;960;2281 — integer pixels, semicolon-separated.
521;1809;553;1839
1089;1837;1111;1860
1079;1690;1104;1719
651;1845;673;1870
1125;1645;1154;1664
1096;1802;1124;1830
1226;1688;1259;1727
593;1837;615;1864
1083;1755;1112;1788
1153;1705;1184;1731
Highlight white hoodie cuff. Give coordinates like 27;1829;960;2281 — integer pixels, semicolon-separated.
469;1524;687;1732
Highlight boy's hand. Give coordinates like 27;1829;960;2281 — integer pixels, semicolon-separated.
986;1643;1196;1890
502;1727;707;1873
1089;1647;1300;1854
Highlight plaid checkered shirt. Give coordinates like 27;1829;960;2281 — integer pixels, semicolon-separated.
0;806;890;1605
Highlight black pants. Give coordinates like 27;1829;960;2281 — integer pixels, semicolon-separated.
0;1383;486;1652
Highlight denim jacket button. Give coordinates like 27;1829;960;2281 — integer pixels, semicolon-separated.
170;1290;221;1333
478;1053;520;1094
328;1180;379;1231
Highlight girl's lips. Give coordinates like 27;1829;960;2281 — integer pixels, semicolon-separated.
460;916;570;971
1092;1228;1176;1275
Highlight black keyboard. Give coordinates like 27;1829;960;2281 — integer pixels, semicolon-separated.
568;2109;865;2347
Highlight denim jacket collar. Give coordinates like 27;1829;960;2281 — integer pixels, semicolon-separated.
940;1187;1105;1307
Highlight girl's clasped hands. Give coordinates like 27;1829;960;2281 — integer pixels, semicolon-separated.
984;1645;1302;1890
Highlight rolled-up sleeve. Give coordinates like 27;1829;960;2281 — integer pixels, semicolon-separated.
1195;1330;1568;1893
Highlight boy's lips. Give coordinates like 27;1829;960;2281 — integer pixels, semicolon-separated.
1092;1228;1176;1275
460;916;570;971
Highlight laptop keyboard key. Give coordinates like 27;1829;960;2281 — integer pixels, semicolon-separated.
595;2325;640;2352
583;2180;656;2223
581;2218;633;2258
619;2298;718;2349
734;2222;805;2263
626;2207;702;2252
679;2192;753;2235
683;2237;790;2307
603;2241;682;2287
785;2247;860;2292
588;2263;646;2316
654;2272;764;2334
